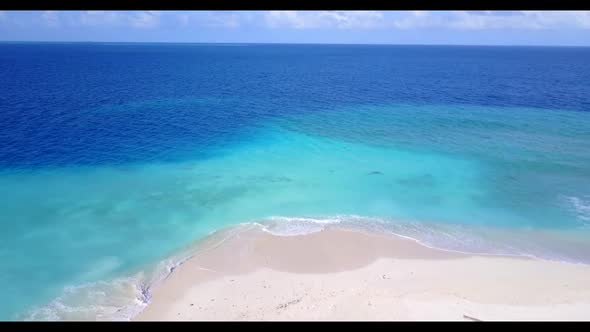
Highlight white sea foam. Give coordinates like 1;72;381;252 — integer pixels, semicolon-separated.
251;214;590;264
564;195;590;225
23;275;150;321
257;216;343;236
22;246;199;321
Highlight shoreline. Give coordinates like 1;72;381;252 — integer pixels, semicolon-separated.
134;225;590;321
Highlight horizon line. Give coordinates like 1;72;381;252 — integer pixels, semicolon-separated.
0;40;589;48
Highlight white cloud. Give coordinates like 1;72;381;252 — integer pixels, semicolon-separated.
74;11;162;29
78;11;125;27
392;10;438;29
2;11;590;34
129;11;160;29
76;11;167;29
0;11;8;27
177;14;190;27
391;11;590;30
523;11;590;29
264;11;384;29
448;11;542;29
41;11;60;28
202;12;241;28
410;11;428;18
175;12;246;29
80;10;590;31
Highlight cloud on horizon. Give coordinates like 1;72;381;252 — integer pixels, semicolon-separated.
1;11;588;31
1;11;589;45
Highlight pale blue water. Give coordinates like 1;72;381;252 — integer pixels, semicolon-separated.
1;43;590;320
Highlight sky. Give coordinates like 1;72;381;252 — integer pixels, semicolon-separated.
0;11;590;46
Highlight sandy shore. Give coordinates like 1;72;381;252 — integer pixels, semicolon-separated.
135;225;590;321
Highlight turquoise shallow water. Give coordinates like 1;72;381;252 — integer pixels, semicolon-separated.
2;43;590;320
2;103;590;320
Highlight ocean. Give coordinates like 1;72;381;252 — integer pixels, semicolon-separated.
1;42;589;320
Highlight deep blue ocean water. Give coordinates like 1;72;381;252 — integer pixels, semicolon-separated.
1;43;590;320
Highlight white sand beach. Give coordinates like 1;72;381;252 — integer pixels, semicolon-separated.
135;226;590;321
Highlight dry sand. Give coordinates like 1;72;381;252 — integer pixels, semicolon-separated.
135;225;590;321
